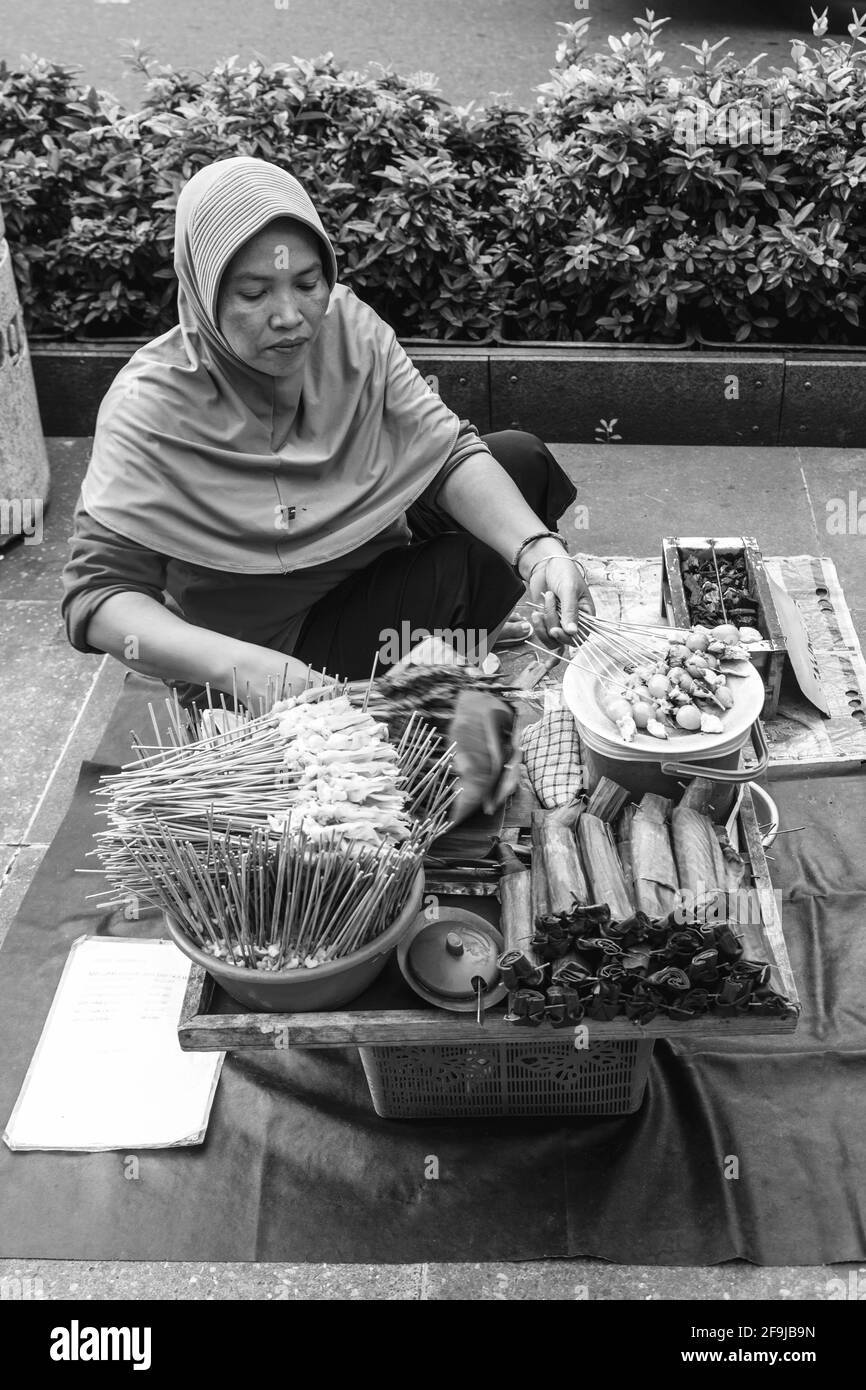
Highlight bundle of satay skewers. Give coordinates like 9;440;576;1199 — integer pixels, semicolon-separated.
528;606;761;744
90;680;458;971
497;776;798;1027
586;612;758;742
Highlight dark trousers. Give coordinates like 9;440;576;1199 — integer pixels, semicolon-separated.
293;430;576;679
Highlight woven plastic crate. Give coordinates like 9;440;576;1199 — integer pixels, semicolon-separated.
358;1037;653;1118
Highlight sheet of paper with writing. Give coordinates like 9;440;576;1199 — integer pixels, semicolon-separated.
3;937;223;1151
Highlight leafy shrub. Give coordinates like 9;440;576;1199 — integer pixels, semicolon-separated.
513;10;866;343
2;10;866;344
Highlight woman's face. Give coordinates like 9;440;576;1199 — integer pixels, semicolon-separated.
216;218;330;376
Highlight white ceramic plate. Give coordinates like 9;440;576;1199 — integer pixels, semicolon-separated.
561;628;766;756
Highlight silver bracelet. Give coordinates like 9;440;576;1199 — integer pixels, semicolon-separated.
524;553;587;587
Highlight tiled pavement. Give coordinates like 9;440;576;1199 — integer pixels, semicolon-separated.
0;436;863;1299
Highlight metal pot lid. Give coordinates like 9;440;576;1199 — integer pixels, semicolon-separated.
406;916;502;1001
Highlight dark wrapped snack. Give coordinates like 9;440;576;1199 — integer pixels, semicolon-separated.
715;959;773;1014
663;929;705;966
747;990;798;1018
645;916;674;947
624;981;659;1024
531;913;574;961
588;961;626;1021
552;961;597;1001
499;950;544;990
681;987;711;1016
570;902;613;932
688;947;720;984
735;959;772;988
621;944;652;976
545;985;585;1027
714;923;744;962
646;966;692;1003
551;951;594;984
504;988;547;1026
606;910;651;948
716;975;754;1014
574;935;623;964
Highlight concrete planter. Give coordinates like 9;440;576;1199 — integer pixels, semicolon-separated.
693;331;866;447
29;335;866;447
0;208;51;548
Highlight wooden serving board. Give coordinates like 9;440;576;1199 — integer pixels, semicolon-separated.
177;785;800;1051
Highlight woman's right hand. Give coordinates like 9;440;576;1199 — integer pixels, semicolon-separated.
228;642;326;713
86;593;321;714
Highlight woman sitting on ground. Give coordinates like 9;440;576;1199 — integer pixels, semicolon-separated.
62;156;592;708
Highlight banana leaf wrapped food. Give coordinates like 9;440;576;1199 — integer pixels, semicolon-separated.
540;815;590;917
497;840;545;990
585;777;630;823
577;813;634;922
678;776;716;814
715;824;747;892
671;805;728;913
631;793;680;921
530;811;600;984
530;809;551;924
615;802;637;903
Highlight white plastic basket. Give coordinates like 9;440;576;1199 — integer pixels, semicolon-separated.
358;1038;653;1119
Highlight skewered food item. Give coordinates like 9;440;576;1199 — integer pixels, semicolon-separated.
270;694;411;844
598;623;750;742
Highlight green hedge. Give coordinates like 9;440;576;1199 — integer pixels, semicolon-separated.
2;10;866;344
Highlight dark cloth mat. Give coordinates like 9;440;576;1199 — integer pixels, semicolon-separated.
1;674;864;1264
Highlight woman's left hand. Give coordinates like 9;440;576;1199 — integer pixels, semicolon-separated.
528;555;595;649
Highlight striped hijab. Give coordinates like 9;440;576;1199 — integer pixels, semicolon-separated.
81;157;459;573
